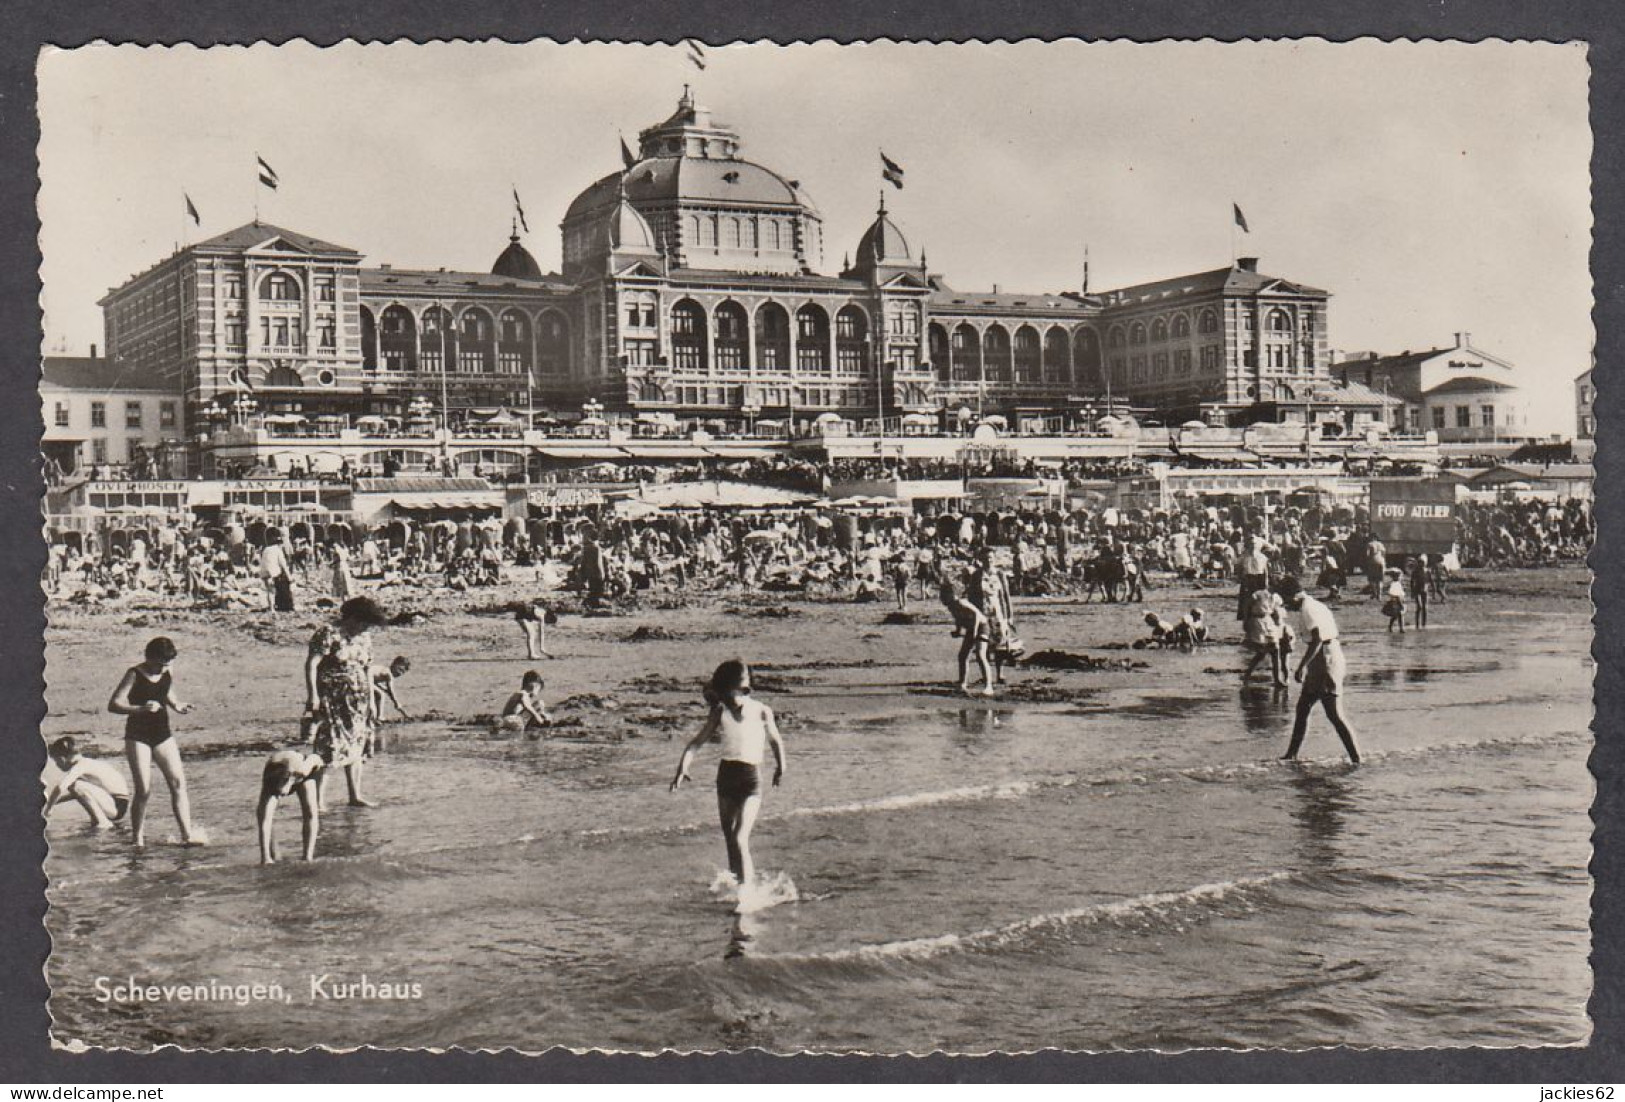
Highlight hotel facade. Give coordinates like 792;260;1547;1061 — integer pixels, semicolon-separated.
97;91;1350;443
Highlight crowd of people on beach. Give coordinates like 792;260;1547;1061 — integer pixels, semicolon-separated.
41;467;1592;896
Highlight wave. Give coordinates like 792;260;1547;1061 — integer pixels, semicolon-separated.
762;871;1295;966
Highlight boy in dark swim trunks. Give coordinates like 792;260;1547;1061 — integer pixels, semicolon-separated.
43;737;131;829
256;748;324;864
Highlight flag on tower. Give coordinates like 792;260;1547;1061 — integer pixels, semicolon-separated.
512;186;530;234
620;135;637;169
185;193;201;227
1233;202;1250;233
684;39;707;70
257;154;280;190
881;151;905;190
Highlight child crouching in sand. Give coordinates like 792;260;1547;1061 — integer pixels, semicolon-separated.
256;748;324;864
497;671;551;736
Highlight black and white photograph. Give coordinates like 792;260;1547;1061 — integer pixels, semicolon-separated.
33;38;1594;1055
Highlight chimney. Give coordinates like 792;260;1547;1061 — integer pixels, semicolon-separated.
1457;331;1470;348
90;343;98;359
1236;257;1259;272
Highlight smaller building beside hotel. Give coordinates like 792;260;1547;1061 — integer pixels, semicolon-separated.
40;354;186;478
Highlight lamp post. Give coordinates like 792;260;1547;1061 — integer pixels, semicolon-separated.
741;401;760;436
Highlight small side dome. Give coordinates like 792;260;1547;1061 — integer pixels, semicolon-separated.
492;232;543;280
845;196;913;279
599;192;658;254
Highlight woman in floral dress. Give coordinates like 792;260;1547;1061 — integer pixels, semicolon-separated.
304;596;389;809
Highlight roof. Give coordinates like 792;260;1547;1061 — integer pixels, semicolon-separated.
853;206;911;269
190;221;359;256
927;288;1096;316
491;234;543;280
1325;379;1405;405
1470;463;1594;484
1423;376;1518;397
565;156;816;225
40;357;179;393
360;267;571;294
663;268;863;292
1102;263;1327;306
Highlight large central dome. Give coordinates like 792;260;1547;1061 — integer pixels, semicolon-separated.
560;89;824;278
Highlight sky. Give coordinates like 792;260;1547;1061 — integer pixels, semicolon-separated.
37;39;1592;434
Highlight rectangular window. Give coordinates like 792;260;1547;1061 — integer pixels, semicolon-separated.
1432;406;1446;429
53;402;68;428
92;438;107;464
125;401;143;429
90;401;106;428
1481;405;1495;428
225;319;245;347
316;279;335;303
319;322;335;349
1174;349;1192;375
160;402;177;430
1455;405;1471;429
224;276;243;299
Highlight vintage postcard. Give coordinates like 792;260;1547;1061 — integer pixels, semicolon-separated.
35;38;1593;1054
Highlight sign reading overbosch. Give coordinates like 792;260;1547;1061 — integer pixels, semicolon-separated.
1369;478;1458;554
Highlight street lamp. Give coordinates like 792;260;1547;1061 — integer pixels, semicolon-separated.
741;402;761;436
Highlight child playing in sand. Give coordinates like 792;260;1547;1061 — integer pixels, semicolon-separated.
514;600;558;660
42;737;131;829
256;748;324;864
1185;607;1209;644
498;671;551;736
1140;611;1192;649
108;636;203;848
940;583;996;696
366;656;411;754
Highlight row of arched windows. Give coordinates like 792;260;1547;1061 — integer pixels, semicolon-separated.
1106;308;1225;351
669;299;870;375
927;322;1102;386
363;304;573;378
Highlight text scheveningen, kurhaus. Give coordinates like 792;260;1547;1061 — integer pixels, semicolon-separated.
93;974;424;1005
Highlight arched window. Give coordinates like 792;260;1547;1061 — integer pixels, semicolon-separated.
1129;322;1147;346
1073;327;1102;388
983;325;1011;382
1151;318;1169;343
536;310;571;378
378;305;416;372
419;306;456;374
951;324;981;383
796;304;830;372
1014;325;1042;384
360;306;378;371
723;218;742;249
929;323;951;381
264;364;303;388
259;272;301;301
1267;308;1292;332
714;302;748;370
1107;325;1126;350
755;303;790;371
457;308;495;373
671;299;708;373
1198;309;1219;335
498;309;531;376
1172;313;1191;339
835;306;868;375
1043;326;1070;384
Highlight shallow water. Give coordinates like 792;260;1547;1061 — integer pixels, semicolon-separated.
43;569;1593;1052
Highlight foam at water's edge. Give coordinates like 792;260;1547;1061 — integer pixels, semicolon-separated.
763;871;1295;965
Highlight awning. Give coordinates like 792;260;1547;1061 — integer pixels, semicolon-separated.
705;446;779;459
535;447;627;460
622;446;705;460
1178;447;1259;463
391;495;502;511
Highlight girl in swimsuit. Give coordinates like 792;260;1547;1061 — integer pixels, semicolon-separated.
671;660;787;895
107;636;201;848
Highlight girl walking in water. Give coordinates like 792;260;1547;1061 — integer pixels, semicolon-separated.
108;636;202;847
671;660;787;899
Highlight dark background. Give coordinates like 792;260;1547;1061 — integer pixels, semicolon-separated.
1;0;1618;1083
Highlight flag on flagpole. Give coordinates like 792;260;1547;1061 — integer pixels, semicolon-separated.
512;186;530;234
620;135;637;169
184;193;201;227
257;154;280;190
684;39;707;70
1233;202;1249;233
881;151;905;190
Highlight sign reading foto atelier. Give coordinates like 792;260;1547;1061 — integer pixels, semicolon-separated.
1369;478;1458;554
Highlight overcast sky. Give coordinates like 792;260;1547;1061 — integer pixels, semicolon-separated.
38;39;1591;433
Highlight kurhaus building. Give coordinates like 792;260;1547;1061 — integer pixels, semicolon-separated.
98;90;1339;434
